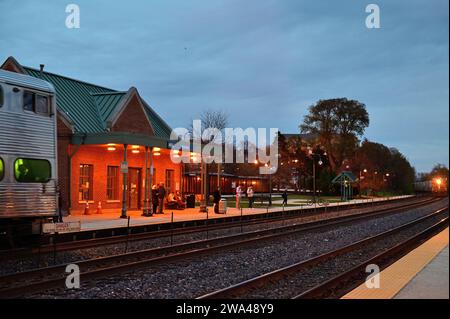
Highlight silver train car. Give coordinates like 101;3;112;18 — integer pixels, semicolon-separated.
414;178;448;196
414;181;433;192
0;69;58;235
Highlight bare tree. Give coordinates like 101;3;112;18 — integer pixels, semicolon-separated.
189;110;229;208
189;109;229;142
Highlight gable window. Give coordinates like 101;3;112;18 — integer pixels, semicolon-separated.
79;164;93;201
14;158;51;183
23;90;50;115
107;166;119;200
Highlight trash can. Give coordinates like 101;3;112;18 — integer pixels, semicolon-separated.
186;194;195;208
218;198;227;214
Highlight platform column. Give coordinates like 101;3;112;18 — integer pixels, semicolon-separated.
149;147;154;214
142;146;150;216
121;144;128;219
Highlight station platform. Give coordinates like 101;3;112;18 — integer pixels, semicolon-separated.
342;227;449;299
62;196;413;232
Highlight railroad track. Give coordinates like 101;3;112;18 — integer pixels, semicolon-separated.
0;196;436;258
0;198;445;299
197;207;448;299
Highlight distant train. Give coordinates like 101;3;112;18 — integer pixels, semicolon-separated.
0;69;58;237
414;177;448;196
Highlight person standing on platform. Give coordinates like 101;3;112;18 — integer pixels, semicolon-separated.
247;185;254;208
152;185;159;214
158;182;166;214
282;189;288;206
213;187;221;214
236;184;242;209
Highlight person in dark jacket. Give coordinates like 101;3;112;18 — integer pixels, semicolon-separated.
247;186;255;208
151;185;159;214
213;188;221;213
282;189;288;206
157;183;166;214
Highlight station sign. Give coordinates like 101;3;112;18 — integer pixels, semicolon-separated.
42;221;81;234
120;161;128;173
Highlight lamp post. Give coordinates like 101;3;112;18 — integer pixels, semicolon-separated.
199;158;208;213
255;160;273;206
264;163;274;206
308;149;324;203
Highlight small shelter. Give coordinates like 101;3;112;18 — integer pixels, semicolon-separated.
332;171;357;201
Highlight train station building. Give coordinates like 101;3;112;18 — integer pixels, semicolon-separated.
1;56;180;216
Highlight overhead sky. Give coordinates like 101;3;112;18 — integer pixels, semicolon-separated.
0;0;448;172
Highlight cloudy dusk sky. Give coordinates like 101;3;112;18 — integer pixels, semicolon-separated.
0;0;448;173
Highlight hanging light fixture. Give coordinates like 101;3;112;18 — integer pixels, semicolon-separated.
153;147;161;156
172;149;180;158
131;145;140;154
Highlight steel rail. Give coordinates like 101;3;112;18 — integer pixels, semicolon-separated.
1;196;436;258
292;218;449;299
0;200;445;299
197;207;448;299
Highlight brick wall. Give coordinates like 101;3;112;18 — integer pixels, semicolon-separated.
56;116;73;213
70;145;181;211
112;94;154;135
1;59;23;73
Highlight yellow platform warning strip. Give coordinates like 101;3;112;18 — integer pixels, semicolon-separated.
342;227;449;299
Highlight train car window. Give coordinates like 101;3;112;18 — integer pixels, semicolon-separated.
35;94;49;115
23;91;34;112
0;85;4;108
14;158;51;183
0;158;4;181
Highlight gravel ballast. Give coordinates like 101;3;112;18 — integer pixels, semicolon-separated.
27;198;448;299
0;197;434;276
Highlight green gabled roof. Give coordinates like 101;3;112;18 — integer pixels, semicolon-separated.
91;91;127;123
332;171;358;183
142;100;173;139
24;67;111;133
22;66;172;139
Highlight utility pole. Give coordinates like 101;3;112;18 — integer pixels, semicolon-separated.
199;157;208;213
308;148;324;204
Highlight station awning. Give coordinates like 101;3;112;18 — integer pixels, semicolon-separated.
72;132;175;149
